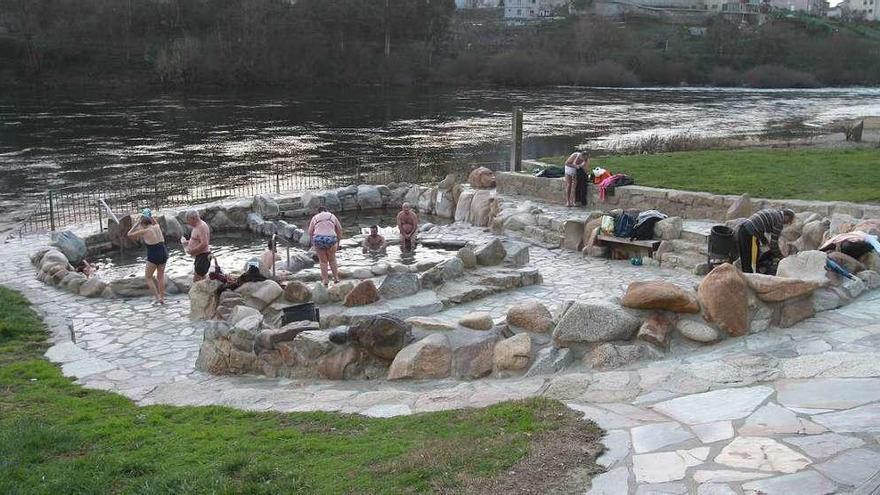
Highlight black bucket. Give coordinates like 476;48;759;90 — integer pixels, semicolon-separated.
708;225;736;261
282;302;319;326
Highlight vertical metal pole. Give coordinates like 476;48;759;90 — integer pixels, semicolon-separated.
98;202;103;232
275;168;280;194
510;107;523;172
356;158;362;185
48;191;56;232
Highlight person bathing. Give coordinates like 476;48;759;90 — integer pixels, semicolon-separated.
362;225;387;255
308;206;343;286
182;210;211;282
126;208;168;304
397;202;419;252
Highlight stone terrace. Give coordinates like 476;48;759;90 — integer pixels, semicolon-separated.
3;192;880;494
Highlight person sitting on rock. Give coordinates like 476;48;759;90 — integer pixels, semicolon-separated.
736;208;795;273
820;231;880;260
362;225;387;255
396;202;419;252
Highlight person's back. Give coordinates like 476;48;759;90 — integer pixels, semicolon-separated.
742;209;784;237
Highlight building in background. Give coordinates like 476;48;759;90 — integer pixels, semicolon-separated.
455;0;504;8
504;0;571;19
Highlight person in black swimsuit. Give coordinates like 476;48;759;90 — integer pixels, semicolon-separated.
127;208;169;304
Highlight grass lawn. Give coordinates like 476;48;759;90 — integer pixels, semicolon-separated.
0;286;602;494
538;149;880;203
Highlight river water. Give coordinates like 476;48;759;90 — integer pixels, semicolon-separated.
2;86;879;207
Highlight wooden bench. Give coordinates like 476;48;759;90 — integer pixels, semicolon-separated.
596;235;661;260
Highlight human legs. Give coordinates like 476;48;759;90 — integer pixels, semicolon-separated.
316;248;330;286
156;263;166;303
564;175;574;206
736;229;758;273
327;244;339;282
145;262;159;301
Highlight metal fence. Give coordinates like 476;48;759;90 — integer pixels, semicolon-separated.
19;155;508;234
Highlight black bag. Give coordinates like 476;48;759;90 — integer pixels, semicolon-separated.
614;213;636;238
630;217;662;241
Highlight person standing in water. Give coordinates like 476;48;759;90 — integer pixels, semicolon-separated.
396;202;419;252
308;206;343;286
182;210;211;282
127;208;168;304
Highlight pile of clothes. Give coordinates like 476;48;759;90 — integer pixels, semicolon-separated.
590;167;635;202
599;209;668;240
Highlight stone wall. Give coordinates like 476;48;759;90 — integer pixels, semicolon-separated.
496;172;880;220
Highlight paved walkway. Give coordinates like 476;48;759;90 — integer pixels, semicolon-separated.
3;218;880;494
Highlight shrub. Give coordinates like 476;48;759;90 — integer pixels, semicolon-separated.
485;51;564;86
710;66;742;87
572;60;639;87
743;65;819;88
610;134;729;154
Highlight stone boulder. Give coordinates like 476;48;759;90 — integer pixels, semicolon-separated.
328;280;356;302
437;173;457;192
281;330;369;380
676;318;722;343
776;250;829;284
506;301;554;333
160;214;185;240
209;210;237;231
654;217;683;241
228;304;263;326
189;279;222;319
562;220;585;251
827;251;866;274
475;238;507;266
344;280;380;307
468;166;496;189
387;333;452;380
406;316;456;332
552;301;641;346
799;219;829;250
434;190;456;219
588;343;649;369
525;347;573;377
348;315;414;361
456;247;477;269
726;194;752;221
468;190;495;227
698;263;749;337
621;280;700;313
356;185;383;210
283;281;312;303
858;270;880;290
419;257;464;289
493;333;532;374
505;243;530;267
255;320;319;354
417;187;436;214
829;213;856;235
50;230;87;265
236;280;283;311
60;272;87;293
254;194;280;218
108;276;168;298
215;290;245;321
459;312;494;330
108;214;139;249
454;190;475;223
742;273;823;302
778;296;815;328
378;272;421;299
637;312;673;348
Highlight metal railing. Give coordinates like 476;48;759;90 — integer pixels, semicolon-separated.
19;155;507;234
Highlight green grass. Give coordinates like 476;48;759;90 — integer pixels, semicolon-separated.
0;286;599;494
539;149;880;203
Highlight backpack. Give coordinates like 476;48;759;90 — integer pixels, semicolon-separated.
630;216;662;240
614;213;636;238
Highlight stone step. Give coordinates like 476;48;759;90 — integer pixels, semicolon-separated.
280;209;311;219
659;251;706;272
680;219;718;244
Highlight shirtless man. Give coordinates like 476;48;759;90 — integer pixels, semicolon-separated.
182;210;211;282
396;202;419;252
362;225;387;254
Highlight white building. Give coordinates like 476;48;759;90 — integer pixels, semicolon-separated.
504;0;570;18
456;0;503;8
847;0;880;19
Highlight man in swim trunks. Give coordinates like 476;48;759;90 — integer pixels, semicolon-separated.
182;209;212;282
396;202;419;252
362;225;387;254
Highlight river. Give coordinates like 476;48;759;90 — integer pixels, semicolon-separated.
2;85;880;209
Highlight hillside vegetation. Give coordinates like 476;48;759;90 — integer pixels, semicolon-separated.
1;0;880;89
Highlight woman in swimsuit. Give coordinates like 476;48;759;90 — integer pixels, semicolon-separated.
563;152;588;207
307;206;343;286
127;208;168;304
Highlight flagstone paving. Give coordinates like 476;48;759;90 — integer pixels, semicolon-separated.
3;216;880;494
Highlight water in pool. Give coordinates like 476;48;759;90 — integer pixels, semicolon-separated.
90;212;453;281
